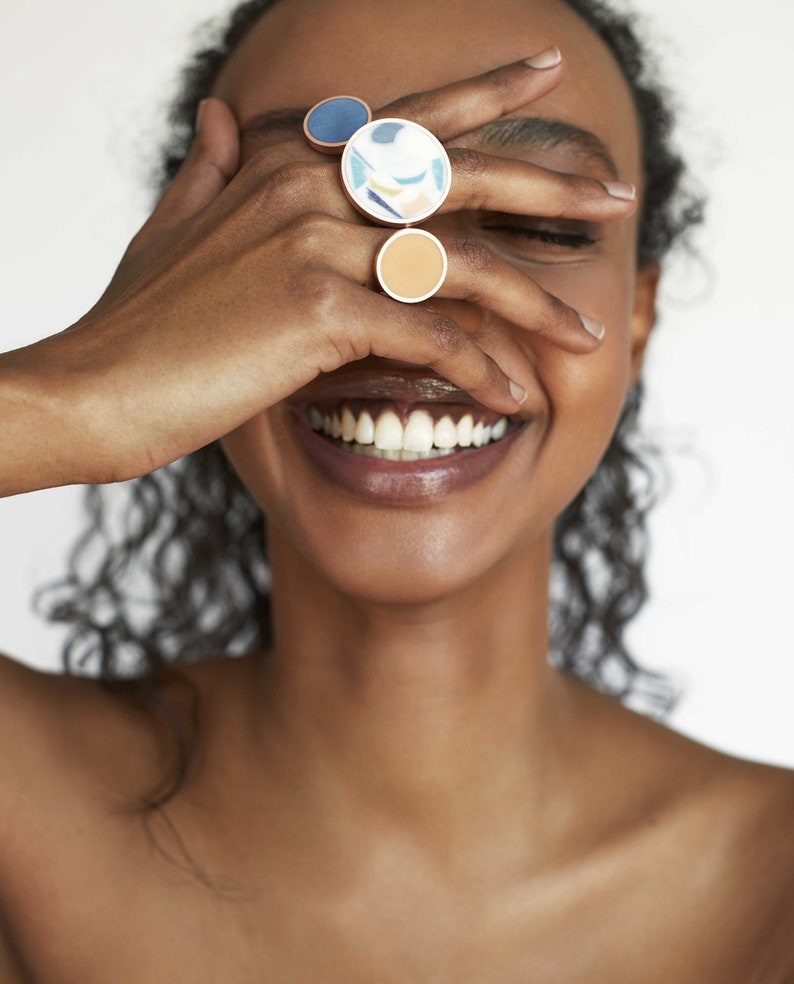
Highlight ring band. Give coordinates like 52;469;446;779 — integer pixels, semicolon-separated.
303;96;372;154
375;229;447;304
340;118;452;227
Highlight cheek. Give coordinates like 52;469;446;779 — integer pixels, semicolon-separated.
535;329;630;495
528;245;637;395
220;415;285;521
510;258;636;520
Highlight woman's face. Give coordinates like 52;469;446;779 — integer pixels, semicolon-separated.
217;0;656;603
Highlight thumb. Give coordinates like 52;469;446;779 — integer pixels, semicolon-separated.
80;98;240;320
130;97;241;253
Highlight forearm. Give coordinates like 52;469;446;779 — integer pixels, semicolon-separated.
0;342;111;497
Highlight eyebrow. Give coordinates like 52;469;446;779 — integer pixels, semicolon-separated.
240;109;620;179
241;107;309;139
474;117;619;179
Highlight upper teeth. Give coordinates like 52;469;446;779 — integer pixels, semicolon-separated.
308;405;509;452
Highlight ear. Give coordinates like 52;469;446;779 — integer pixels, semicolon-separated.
629;261;661;387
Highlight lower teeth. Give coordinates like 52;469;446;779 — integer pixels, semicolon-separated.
344;443;458;460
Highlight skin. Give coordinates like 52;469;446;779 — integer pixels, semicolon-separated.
0;0;793;981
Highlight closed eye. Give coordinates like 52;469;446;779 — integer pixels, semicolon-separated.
480;223;599;250
492;226;598;249
470;212;604;266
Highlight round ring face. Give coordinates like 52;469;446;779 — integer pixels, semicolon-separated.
303;96;372;153
341;118;452;227
375;229;448;303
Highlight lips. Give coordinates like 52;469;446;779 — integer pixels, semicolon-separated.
285;362;534;504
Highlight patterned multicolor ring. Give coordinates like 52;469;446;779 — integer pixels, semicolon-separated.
341;118;452;227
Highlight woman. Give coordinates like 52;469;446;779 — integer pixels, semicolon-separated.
0;0;792;979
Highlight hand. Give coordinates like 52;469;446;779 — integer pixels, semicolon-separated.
1;51;636;493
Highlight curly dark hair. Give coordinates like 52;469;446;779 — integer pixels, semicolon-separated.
37;0;704;819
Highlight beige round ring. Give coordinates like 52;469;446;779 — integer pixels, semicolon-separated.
375;229;448;304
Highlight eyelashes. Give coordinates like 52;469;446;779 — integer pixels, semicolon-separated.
476;213;601;259
485;226;598;248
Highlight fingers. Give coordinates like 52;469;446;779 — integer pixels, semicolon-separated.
438;238;604;353
226;153;634;253
344;289;527;416
376;49;564;142
131;98;241;254
233;156;357;227
276;215;603;373
234;49;566;197
92;99;243;310
255;215;521;413
222;46;631;237
443;148;637;220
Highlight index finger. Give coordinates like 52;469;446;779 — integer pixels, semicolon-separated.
375;48;564;142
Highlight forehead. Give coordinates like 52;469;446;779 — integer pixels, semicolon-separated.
213;0;641;184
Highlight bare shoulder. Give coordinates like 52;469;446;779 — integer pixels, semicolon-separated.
0;650;164;829
713;757;794;980
577;679;794;976
0;650;89;784
0;647;110;746
600;679;794;877
0;649;251;804
691;756;794;982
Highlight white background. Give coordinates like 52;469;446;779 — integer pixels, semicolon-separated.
0;1;792;767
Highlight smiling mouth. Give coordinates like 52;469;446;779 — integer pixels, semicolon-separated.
303;400;514;461
287;363;534;501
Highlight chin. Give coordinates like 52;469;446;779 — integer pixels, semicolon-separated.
275;504;520;606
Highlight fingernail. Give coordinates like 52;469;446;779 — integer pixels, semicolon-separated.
509;379;528;405
602;180;636;201
579;312;606;342
525;47;562;70
195;99;208;134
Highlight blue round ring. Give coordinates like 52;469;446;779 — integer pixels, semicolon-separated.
303;96;372;154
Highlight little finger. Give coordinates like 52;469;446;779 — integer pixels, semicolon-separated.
346;288;528;414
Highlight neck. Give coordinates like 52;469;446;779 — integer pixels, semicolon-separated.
239;526;578;881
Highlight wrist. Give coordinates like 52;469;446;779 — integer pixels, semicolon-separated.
0;337;119;495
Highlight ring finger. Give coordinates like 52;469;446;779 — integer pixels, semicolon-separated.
294;218;605;353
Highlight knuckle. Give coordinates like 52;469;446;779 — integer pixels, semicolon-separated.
264;160;325;210
237;151;272;184
479;353;501;389
481;65;515;96
289;211;337;246
278;212;338;259
318;325;366;372
558;172;598;210
453;238;497;278
386;90;433;119
447;147;488;179
424;314;464;358
298;268;343;320
542;292;572;334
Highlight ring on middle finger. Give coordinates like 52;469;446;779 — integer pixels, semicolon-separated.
340;118;452;227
